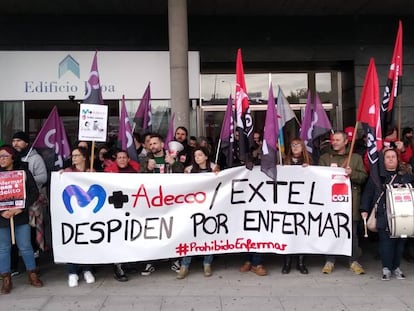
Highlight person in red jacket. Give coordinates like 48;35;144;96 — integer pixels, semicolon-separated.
104;150;140;173
104;149;139;282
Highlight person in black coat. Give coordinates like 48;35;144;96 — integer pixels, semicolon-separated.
360;147;414;281
0;145;43;294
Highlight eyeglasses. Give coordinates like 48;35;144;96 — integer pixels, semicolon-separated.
291;143;301;147
0;154;11;159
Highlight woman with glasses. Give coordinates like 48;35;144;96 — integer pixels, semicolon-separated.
0;145;43;294
62;147;96;287
281;138;312;274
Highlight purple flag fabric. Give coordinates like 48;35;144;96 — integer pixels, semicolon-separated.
83;51;104;105
118;96;138;162
300;90;313;149
219;95;234;168
261;83;279;180
134;82;152;134
32;106;71;170
164;112;175;150
300;91;332;161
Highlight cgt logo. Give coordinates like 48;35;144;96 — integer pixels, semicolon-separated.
62;185;106;214
331;175;349;202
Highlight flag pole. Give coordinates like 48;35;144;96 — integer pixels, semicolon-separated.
10;217;15;245
397;95;402;138
90;141;95;171
214;139;222;164
277;137;283;165
346;122;359;167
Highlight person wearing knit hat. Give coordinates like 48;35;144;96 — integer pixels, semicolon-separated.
12;131;48;260
12;131;30;144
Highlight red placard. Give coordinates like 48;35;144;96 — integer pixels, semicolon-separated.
0;170;26;210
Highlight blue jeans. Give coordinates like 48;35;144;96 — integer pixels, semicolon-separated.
378;229;405;270
0;224;36;273
181;255;213;268
244;253;262;266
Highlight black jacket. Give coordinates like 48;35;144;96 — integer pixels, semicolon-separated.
360;170;414;231
0;164;39;228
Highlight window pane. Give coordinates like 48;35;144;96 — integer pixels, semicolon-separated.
271;73;308;103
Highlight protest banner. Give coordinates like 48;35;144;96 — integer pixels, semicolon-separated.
51;166;352;264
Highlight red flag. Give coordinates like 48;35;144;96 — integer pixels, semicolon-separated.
235;49;253;169
357;58;382;151
381;20;402;136
357;58;382;186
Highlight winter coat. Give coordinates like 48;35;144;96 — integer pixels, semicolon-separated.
319;148;368;220
360;170;414;231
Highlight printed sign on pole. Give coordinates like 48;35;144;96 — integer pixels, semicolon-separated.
0;170;26;210
78;104;108;142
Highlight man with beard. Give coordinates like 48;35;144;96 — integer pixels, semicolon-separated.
140;134;184;275
11;131;48;274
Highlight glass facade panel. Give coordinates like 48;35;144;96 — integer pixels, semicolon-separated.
0;101;23;144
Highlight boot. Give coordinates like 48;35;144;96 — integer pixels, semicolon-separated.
28;270;43;287
1;273;12;294
282;256;291;274
296;255;308;274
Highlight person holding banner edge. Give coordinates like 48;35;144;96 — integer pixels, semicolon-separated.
319;131;368;275
178;147;219;279
281;138;312;274
62;146;96;287
0;145;43;294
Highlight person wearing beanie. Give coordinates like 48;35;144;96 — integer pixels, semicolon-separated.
12;132;48;260
12;132;47;191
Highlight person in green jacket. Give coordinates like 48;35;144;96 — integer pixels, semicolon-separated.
319;131;368;275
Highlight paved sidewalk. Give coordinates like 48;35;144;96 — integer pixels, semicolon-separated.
2;240;414;311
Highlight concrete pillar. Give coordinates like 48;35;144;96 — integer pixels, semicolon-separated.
168;0;190;130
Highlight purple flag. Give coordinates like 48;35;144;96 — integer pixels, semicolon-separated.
300;91;332;158
32;106;71;170
261;83;279;180
118;96;138;162
300;90;313;148
164;112;175;151
84;51;104;105
134;82;152;134
219;95;234;168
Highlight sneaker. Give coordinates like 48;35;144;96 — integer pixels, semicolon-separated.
113;264;128;282
251;265;267;276
171;260;181;273
350;261;365;275
10;271;20;277
68;274;79;287
83;271;95;284
141;264;156;276
394;267;406;280
203;264;212;277
382;267;391;281
322;261;334;274
176;266;189;280
34;250;40;258
239;261;252;273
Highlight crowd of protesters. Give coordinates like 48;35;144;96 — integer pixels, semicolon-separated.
2;123;414;292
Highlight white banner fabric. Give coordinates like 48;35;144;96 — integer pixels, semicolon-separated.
50;166;352;264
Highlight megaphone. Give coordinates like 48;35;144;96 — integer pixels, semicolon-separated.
168;141;184;157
